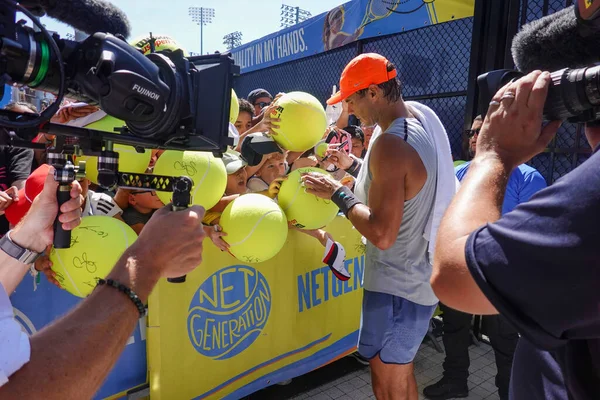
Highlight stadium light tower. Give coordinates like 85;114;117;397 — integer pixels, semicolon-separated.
280;4;311;28
189;6;215;55
223;31;243;50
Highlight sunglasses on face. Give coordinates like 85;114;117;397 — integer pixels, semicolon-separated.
255;101;271;109
465;129;481;138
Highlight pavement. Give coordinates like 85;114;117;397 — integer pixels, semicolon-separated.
244;337;501;400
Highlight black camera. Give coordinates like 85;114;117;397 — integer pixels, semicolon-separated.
0;3;239;151
477;0;600;124
0;1;238;283
478;66;600;123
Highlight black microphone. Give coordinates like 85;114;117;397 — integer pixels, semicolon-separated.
511;5;600;73
21;0;131;38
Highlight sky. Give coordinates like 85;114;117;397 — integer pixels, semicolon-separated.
31;0;347;54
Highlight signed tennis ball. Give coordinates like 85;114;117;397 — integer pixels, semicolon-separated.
50;216;137;298
152;150;227;209
220;194;288;263
278;167;339;229
271;92;327;152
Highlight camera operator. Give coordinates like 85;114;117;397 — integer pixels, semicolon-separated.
431;70;599;399
0;167;207;399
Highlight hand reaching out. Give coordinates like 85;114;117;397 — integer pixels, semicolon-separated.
206;224;229;252
0;187;18;215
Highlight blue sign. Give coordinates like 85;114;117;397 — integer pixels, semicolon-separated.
10;274;147;399
187;265;272;360
231;0;475;74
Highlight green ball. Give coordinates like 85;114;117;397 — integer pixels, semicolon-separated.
278;167;339;229
220;194;288;263
50;216;137;298
272;92;327;152
152;150;227;209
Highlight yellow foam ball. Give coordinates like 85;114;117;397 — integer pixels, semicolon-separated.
131;34;188;56
230;89;239;124
315;140;328;158
272;92;327;152
220;194;288;263
50;216;137;298
153;150;227;209
77;116;152;183
278;167;340;229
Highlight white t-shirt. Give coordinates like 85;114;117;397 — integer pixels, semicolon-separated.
0;283;30;387
247;176;269;193
82;191;122;217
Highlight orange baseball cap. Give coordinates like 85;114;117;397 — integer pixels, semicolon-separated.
327;53;397;105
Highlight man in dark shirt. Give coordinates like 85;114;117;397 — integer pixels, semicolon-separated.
432;70;599;399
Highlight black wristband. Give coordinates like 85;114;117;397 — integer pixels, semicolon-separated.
345;158;362;178
97;279;147;317
331;186;362;217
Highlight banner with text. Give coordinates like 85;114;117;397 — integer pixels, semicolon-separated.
147;216;366;399
231;0;475;74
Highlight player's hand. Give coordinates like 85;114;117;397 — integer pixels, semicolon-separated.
479;70;562;169
301;172;342;199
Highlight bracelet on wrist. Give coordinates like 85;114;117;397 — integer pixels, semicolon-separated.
96;278;147;317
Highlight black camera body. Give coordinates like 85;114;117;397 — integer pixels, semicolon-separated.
478;65;600;123
477;0;600;124
0;4;239;153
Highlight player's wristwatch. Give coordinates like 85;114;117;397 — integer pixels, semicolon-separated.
0;230;42;265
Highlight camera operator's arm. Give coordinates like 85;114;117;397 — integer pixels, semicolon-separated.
0;170;83;294
432;71;562;315
0;205;206;399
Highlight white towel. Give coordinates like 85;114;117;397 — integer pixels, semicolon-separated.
406;101;458;264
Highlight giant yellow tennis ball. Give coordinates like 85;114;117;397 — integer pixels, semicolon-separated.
153;150;227;209
78;116;152;183
49;216;137;298
272;92;327;152
230;89;239;124
278;167;339;229
220;194;288;263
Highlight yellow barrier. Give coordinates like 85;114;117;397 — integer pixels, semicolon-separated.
147;216;366;399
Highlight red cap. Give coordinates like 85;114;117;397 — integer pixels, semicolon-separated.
5;164;51;226
327;53;397;105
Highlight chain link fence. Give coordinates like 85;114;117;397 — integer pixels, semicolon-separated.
235;18;473;161
235;0;588;183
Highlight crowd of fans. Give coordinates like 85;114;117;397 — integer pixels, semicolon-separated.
0;71;588;400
